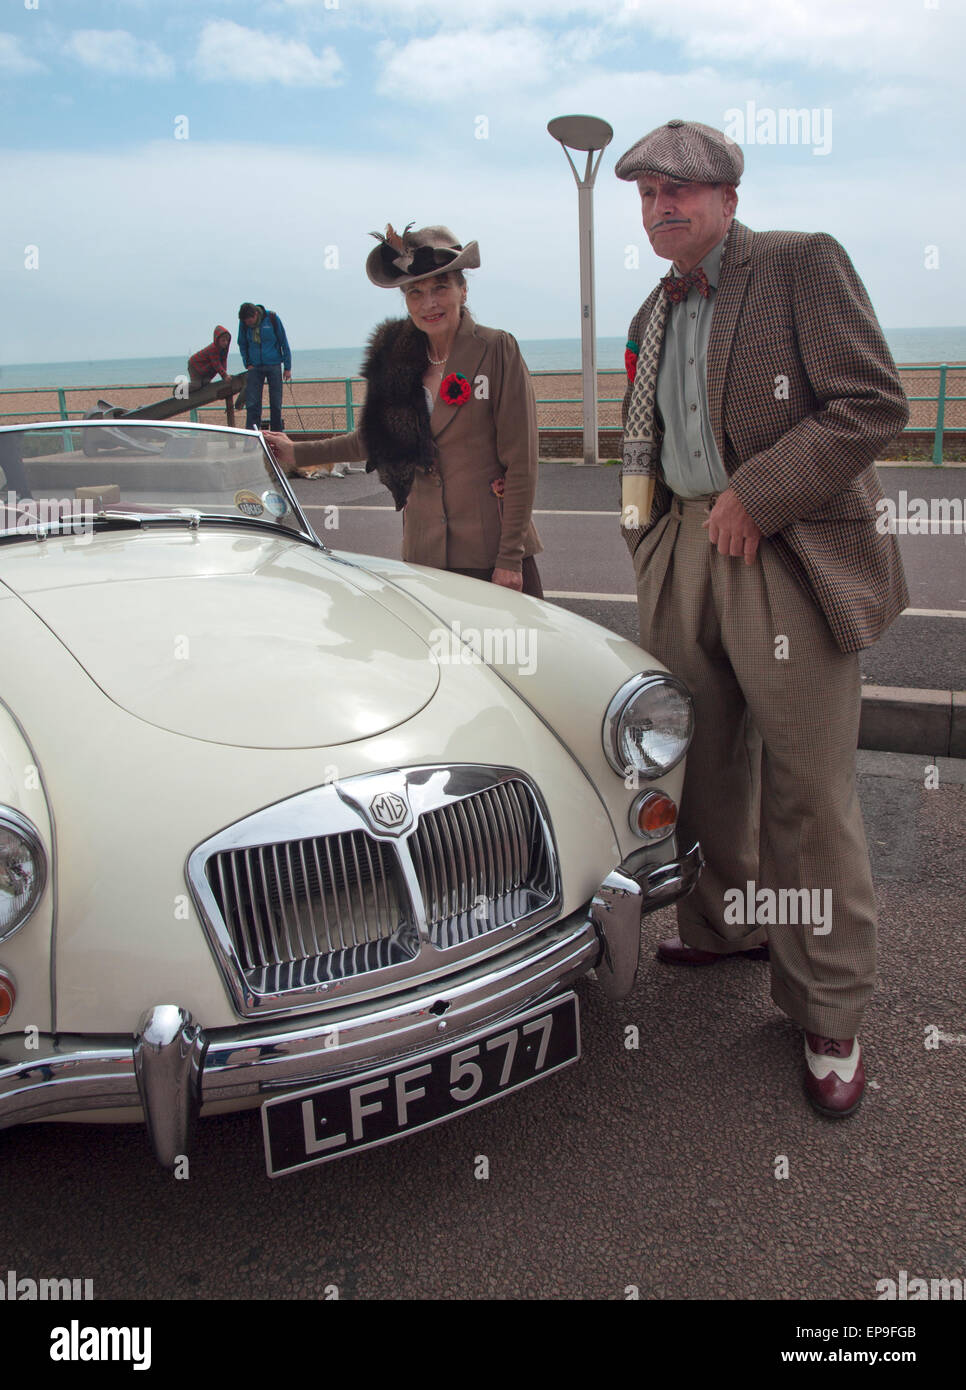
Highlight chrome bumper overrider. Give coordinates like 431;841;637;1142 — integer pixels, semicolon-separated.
0;841;700;1167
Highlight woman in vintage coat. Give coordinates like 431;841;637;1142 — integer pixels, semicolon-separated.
264;225;543;596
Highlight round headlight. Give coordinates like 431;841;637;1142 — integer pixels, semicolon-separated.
0;808;48;942
604;672;694;780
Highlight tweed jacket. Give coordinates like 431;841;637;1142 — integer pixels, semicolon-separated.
622;220;909;652
293;312;541;573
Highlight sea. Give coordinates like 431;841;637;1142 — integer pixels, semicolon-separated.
1;329;963;392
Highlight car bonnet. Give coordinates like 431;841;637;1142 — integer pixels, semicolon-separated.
0;531;440;749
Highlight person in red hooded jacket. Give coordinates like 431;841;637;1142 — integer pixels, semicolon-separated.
187;326;232;392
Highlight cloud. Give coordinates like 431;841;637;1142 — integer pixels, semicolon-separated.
64;30;174;79
373;50;801;158
646;0;932;77
286;0;606;20
377;29;558;100
309;0;956;80
376;24;638;104
0;32;46;74
194;19;342;86
4;139;955;370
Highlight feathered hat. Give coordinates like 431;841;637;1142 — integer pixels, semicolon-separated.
365;223;480;288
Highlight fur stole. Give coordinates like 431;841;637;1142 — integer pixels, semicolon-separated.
360;317;436;510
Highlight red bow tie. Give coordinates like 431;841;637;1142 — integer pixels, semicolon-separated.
662;266;711;303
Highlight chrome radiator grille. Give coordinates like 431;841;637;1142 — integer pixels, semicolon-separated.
205;831;415;992
190;767;561;1015
410;781;555;948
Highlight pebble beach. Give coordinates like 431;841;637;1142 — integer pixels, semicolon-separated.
0;366;961;436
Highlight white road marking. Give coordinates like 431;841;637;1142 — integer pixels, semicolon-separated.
301;503;966;530
296;506;966;616
545;591;637;602
890;521;966;534
901;607;966;618
543;595;966;618
301;504;617;516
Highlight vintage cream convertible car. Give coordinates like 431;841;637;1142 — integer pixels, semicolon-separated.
0;420;699;1176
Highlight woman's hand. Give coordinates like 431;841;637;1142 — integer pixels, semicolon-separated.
491;567;523;591
262;430;294;471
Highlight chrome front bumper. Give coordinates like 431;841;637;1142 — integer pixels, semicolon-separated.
0;842;700;1167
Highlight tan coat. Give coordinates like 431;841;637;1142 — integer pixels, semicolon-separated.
293;313;542;573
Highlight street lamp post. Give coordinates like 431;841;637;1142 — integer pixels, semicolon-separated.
548;114;613;467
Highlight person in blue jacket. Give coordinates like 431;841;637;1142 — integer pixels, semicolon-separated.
238;302;292;430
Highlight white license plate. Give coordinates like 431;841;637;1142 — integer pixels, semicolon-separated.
261;992;580;1177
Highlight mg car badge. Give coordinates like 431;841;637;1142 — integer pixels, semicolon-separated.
369;792;408;830
334;778;413;835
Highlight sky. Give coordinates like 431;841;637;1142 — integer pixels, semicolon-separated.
1;0;963;365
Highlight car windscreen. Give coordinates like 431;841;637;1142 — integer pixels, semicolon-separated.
0;423;316;541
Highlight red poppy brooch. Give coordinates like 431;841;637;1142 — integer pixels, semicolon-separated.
490;477;505;498
625;339;639;385
440;372;470;406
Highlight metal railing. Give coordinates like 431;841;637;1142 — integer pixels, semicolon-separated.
899;364;964;465
1;365;962;462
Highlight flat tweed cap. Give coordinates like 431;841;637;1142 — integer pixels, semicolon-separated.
615;119;743;185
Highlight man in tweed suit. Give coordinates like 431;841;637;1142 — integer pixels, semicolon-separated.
616;119;909;1117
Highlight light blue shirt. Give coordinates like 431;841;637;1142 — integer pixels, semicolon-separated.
656;235;730;497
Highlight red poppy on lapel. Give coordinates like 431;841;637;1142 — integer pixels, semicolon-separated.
625;339;639;385
440;372;471;405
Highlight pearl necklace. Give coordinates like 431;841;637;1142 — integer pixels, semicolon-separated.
427;350;448;367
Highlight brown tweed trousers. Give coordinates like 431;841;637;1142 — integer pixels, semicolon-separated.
623;220;909;1036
